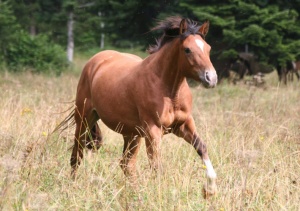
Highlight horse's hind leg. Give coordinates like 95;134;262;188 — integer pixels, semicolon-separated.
86;122;103;151
120;135;142;183
70;124;85;178
70;102;98;178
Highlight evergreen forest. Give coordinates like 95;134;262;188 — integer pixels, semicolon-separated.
0;0;300;75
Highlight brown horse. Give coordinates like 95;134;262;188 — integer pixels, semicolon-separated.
277;60;300;84
57;16;218;195
287;60;300;82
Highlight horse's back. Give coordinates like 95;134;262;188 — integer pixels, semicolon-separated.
77;50;144;133
78;50;142;92
86;50;143;85
88;50;142;68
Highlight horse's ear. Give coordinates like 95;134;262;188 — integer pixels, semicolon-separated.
199;20;209;37
179;18;188;34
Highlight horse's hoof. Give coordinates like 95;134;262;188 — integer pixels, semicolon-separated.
202;184;217;199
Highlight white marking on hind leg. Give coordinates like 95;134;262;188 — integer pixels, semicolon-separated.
203;159;217;179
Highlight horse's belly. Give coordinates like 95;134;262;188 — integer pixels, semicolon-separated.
90;61;142;135
92;90;142;135
99;114;142;135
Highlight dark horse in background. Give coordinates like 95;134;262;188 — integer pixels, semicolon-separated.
276;60;300;84
212;52;273;82
55;17;218;196
232;56;300;85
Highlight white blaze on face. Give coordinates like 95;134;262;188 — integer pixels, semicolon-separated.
195;39;204;53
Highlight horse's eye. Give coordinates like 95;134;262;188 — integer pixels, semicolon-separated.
184;48;191;54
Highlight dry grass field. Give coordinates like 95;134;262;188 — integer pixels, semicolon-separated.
0;61;299;210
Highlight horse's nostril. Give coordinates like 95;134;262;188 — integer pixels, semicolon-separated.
205;71;211;82
203;70;218;87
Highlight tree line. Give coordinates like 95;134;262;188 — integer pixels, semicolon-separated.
0;0;299;74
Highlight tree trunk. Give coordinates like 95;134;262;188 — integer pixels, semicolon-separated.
245;43;248;53
100;22;105;49
67;11;74;63
30;15;36;37
30;25;36;36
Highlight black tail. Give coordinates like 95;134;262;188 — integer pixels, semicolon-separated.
52;105;76;135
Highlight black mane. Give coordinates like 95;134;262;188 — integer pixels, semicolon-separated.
147;16;203;54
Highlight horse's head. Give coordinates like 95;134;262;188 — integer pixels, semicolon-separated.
179;19;217;88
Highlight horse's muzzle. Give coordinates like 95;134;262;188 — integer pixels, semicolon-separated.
200;70;218;88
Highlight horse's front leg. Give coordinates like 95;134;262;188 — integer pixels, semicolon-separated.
144;125;163;172
173;116;217;197
120;135;142;184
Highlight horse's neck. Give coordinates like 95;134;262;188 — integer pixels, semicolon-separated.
145;41;186;97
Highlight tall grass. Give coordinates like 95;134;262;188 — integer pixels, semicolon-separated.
0;67;299;210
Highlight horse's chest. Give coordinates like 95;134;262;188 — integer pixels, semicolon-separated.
160;100;190;127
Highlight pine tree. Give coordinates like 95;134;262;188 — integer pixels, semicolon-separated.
181;0;300;69
95;0;179;47
0;1;20;64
